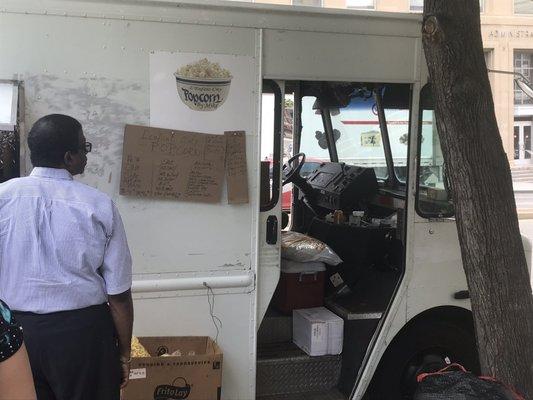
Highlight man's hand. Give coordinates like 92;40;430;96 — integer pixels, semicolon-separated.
119;360;130;389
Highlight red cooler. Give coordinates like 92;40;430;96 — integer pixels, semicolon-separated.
273;259;326;314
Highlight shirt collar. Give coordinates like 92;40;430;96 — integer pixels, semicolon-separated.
30;167;73;181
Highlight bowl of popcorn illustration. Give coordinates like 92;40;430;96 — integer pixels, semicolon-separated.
174;58;233;111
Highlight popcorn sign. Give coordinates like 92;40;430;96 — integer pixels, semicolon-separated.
174;58;233;111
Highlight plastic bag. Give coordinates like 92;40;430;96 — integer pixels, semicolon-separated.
415;364;525;400
281;231;342;265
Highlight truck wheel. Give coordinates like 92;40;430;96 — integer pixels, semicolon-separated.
367;320;480;400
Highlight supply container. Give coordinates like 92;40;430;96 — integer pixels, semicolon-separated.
123;336;222;400
292;307;344;356
272;259;326;314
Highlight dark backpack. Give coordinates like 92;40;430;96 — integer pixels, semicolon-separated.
414;364;526;400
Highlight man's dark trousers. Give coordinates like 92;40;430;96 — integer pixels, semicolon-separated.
14;304;121;400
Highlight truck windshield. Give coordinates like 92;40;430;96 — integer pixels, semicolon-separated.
330;95;409;182
299;96;331;163
300;89;410;183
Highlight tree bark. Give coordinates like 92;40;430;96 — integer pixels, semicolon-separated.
422;1;533;397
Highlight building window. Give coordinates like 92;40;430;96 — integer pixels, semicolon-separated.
0;82;17;132
346;0;375;10
410;0;423;12
484;50;492;69
0;81;20;183
515;52;533;105
516;0;533;14
485;50;494;90
411;0;484;13
293;0;322;5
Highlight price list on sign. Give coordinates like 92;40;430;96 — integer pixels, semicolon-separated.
224;131;249;204
120;124;227;203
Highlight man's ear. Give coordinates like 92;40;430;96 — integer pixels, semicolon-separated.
64;151;74;167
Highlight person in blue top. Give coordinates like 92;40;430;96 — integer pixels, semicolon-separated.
0;299;36;400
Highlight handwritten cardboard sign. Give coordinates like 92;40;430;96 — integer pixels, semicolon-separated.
224;131;249;204
120;125;226;203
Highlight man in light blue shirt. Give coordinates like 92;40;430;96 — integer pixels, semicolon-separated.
0;114;133;400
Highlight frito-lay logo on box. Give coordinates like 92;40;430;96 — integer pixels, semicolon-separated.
153;377;191;400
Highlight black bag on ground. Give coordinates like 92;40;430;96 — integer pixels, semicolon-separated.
414;364;525;400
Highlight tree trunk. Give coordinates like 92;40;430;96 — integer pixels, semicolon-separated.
422;1;533;397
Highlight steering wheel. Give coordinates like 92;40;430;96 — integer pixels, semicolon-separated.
282;152;306;185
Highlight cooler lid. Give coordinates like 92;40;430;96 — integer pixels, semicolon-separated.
281;259;326;274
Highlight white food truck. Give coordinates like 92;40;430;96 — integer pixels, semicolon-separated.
0;1;528;399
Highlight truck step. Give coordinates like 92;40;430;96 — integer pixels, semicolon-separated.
257;388;346;400
256;342;342;397
257;309;293;345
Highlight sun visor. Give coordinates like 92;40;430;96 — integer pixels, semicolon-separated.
380;84;412;110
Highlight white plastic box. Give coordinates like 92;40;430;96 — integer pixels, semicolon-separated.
292;307;344;356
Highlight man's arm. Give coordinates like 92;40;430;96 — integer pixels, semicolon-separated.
108;289;133;389
101;201;133;387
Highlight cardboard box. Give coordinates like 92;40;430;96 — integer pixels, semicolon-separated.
123;336;222;400
293;307;344;356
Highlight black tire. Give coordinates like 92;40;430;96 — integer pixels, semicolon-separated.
366;319;480;400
